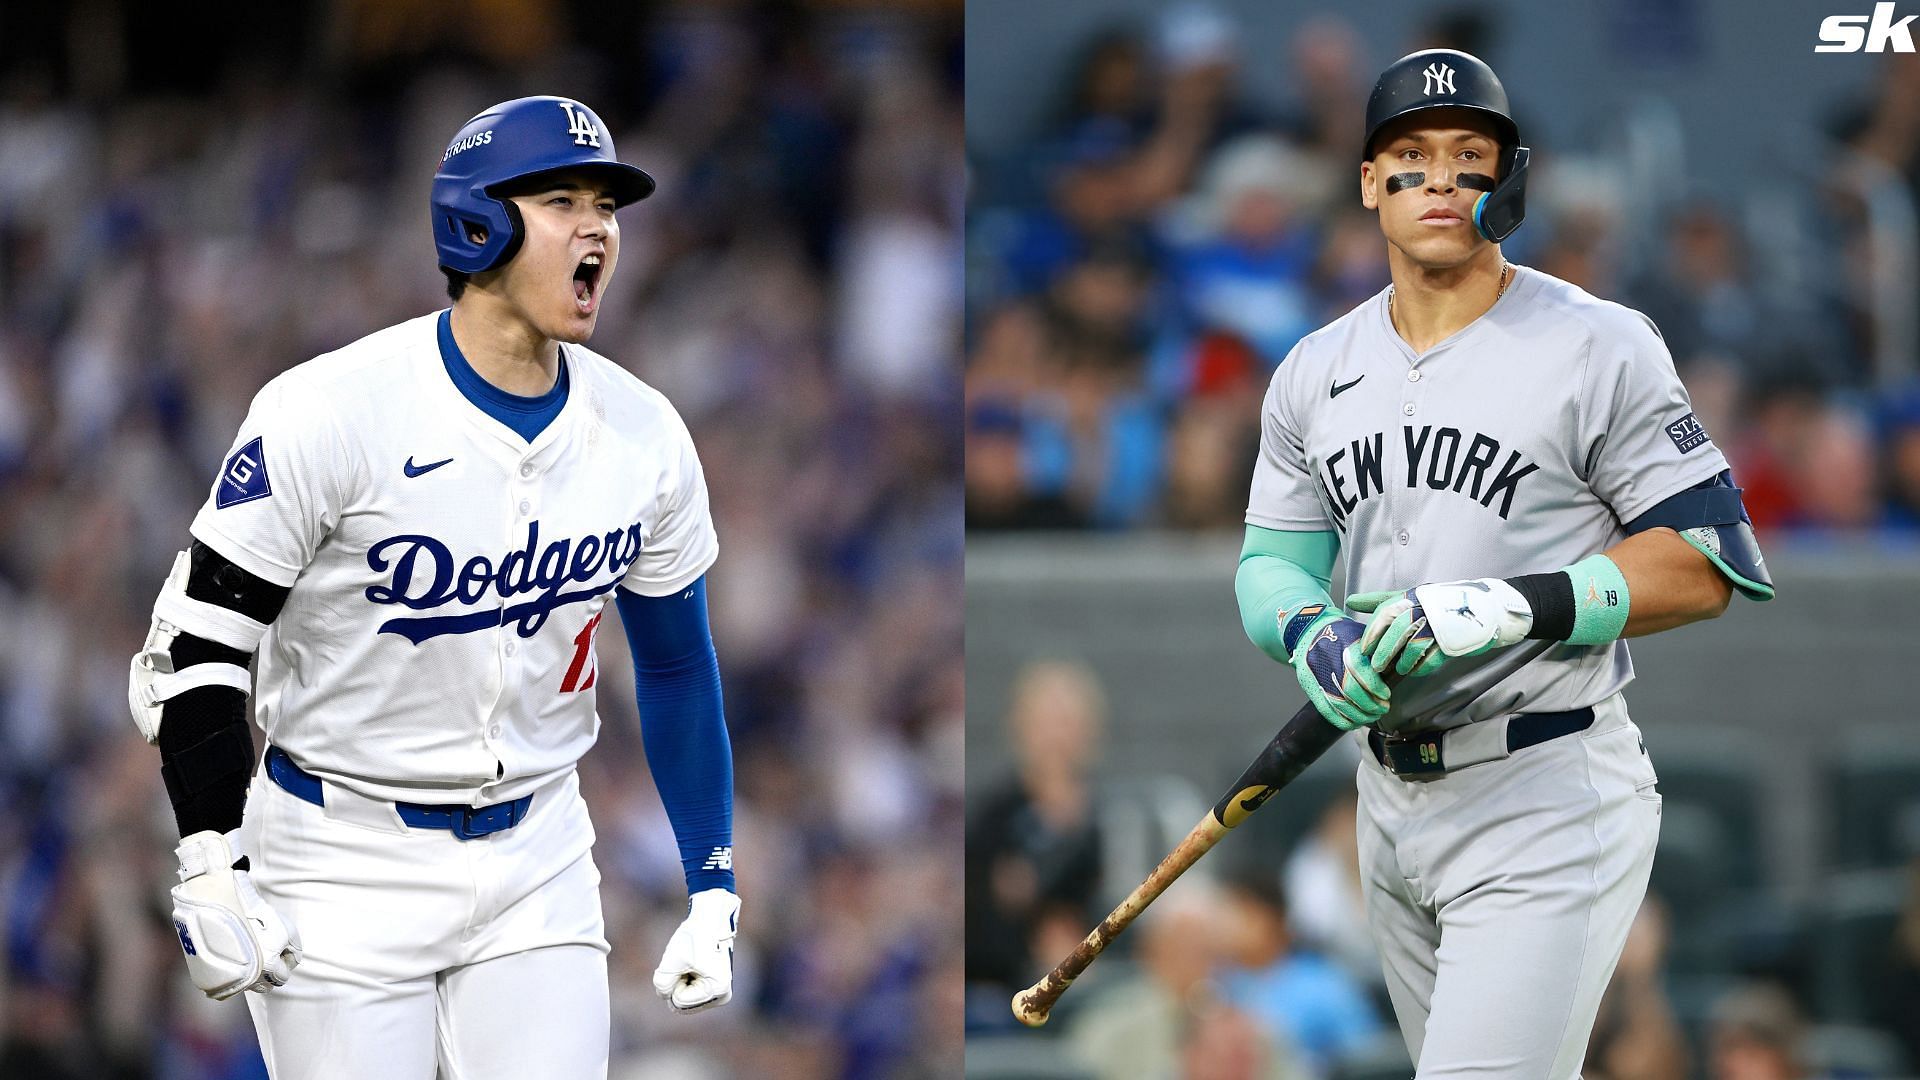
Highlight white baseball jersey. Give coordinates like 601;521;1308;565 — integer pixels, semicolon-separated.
1247;265;1728;730
191;310;717;804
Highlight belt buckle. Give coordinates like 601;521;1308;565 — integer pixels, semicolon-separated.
449;807;487;841
450;803;501;840
448;797;526;840
1382;731;1447;776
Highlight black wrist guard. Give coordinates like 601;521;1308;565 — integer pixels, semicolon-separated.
1507;572;1575;641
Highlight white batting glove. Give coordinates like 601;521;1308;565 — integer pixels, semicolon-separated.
170;830;302;1000
652;889;739;1014
1407;577;1535;657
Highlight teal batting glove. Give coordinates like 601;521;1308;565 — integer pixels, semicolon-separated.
1354;578;1536;680
1357;591;1447;678
1281;604;1391;731
1342;590;1398;615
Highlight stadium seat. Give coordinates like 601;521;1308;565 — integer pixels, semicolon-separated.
1828;728;1920;869
965;1034;1097;1080
1810;867;1908;1029
1802;1023;1912;1077
1664;972;1746;1056
1648;802;1739;912
1640;726;1768;891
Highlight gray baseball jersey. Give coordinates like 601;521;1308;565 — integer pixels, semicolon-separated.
1246;265;1728;731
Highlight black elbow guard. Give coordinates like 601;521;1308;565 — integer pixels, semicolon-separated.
1625;470;1774;601
134;543;290;836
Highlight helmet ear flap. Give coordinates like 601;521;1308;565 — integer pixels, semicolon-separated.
443;212;489;250
434;196;519;274
1473;145;1529;243
490;199;526;271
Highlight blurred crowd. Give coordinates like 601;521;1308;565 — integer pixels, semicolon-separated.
968;659;1920;1080
0;4;961;1078
964;4;1920;536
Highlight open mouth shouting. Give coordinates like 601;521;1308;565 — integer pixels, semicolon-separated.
572;253;604;315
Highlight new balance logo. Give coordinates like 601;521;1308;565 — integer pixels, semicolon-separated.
558;101;601;146
1818;3;1917;51
703;846;733;872
1424;62;1456;95
174;919;197;956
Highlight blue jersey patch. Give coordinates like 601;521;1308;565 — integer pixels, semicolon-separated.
1666;413;1710;454
216;436;272;508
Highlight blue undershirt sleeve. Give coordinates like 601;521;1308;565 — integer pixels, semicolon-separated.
614;576;735;895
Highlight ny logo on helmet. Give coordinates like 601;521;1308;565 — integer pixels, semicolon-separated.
558;101;601;148
1423;62;1456;96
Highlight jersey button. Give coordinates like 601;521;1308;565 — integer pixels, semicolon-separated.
1402;402;1415;415
1407;370;1421;382
518;500;531;515
504;641;516;656
519;464;534;478
1397;531;1410;545
489;725;502;739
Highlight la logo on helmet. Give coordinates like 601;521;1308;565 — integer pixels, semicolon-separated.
559;101;601;147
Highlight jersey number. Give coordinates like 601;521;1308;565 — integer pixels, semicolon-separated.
560;612;603;693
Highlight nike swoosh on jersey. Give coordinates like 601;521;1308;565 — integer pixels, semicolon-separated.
1330;376;1365;398
403;456;454;477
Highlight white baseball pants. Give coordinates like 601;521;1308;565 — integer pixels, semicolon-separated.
239;763;611;1079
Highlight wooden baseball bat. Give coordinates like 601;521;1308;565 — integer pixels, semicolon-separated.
1010;701;1347;1027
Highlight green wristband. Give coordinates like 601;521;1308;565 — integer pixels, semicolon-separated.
1563;553;1630;645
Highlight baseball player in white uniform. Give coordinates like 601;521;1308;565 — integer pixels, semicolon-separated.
1233;52;1773;1077
128;97;738;1079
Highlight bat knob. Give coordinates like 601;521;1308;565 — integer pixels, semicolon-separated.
1011;986;1052;1027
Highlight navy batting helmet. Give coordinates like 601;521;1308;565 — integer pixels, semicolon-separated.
431;96;656;275
1362;50;1529;243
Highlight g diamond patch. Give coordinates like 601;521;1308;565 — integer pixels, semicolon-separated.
216;436;272;508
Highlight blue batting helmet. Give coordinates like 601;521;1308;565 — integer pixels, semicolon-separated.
431;96;656;275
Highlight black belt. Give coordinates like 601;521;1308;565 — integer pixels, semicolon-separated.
1367;707;1595;777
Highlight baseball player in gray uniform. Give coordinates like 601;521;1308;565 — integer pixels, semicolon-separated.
1233;51;1773;1077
